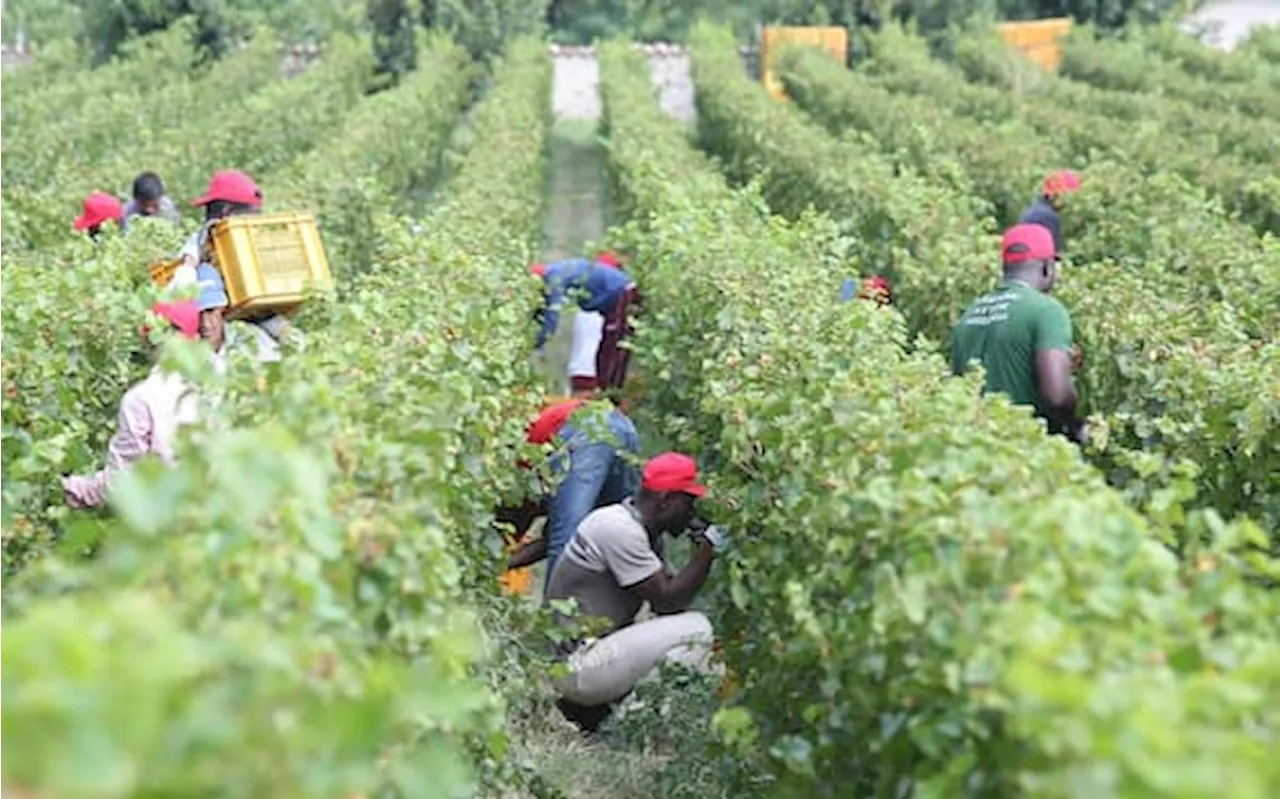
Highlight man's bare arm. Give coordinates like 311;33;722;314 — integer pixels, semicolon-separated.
628;538;714;615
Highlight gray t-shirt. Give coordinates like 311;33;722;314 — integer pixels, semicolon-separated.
122;195;182;232
546;500;666;640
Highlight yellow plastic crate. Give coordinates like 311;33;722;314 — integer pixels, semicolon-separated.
760;26;848;101
210;211;332;315
996;17;1073;72
149;257;182;288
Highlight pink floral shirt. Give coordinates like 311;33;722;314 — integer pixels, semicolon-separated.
62;368;200;509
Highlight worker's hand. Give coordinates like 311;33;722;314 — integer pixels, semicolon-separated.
1068;419;1091;448
60;475;85;509
1070;343;1084;372
694;524;729;554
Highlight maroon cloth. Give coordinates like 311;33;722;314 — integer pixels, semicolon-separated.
597;286;639;390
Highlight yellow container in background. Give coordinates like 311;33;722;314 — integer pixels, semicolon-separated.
996;17;1073;72
761;26;848;101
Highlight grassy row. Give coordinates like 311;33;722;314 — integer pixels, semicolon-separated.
720;41;1280;528
952;28;1278;231
0;32;282;250
601;29;1280;799
861;28;1279;236
359;34;554;595
780;46;1279;336
270;34;474;275
1055;27;1280;116
0;38;90;97
952;32;1280;168
1;21;197;133
2;32;284;193
1133;24;1279;84
2;38;554;798
2;34;374;256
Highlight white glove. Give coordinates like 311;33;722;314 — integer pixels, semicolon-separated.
696;524;728;553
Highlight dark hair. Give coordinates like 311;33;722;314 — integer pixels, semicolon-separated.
132;172;166;202
204;200;259;222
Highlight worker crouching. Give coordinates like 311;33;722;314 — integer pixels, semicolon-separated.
546;453;725;732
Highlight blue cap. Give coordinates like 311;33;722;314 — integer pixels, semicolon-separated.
196;264;229;311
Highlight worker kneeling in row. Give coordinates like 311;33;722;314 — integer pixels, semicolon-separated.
546;453;726;733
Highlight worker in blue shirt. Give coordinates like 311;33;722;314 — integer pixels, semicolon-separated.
1019;169;1081;254
532;253;639;393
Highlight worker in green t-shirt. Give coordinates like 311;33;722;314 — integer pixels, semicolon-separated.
950;223;1087;444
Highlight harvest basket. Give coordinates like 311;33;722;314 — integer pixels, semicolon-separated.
211;211;332;315
150;212;332;315
149;257;182;287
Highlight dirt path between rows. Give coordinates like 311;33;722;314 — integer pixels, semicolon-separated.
509;45;700;799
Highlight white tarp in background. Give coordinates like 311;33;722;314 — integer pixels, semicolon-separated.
1182;0;1280;50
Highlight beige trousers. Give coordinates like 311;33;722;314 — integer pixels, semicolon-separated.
555;611;716;706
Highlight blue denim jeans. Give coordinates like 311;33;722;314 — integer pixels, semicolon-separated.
544;408;640;591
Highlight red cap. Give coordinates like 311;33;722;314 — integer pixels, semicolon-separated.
149;300;200;339
527;400;583;444
1043;169;1082;197
596;251;621;268
860;275;892;304
191;169;262;207
641;453;707;498
73;191;124;231
529;263;548;278
1002;224;1057;264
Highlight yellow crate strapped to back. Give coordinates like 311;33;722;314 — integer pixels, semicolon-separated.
150;211;333;317
761;26;848;101
996;17;1073;72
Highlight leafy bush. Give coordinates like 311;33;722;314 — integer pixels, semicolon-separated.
599;31;1280;798
425;0;549;63
699;26;1279;530
369;0;417;80
3;31;556;797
